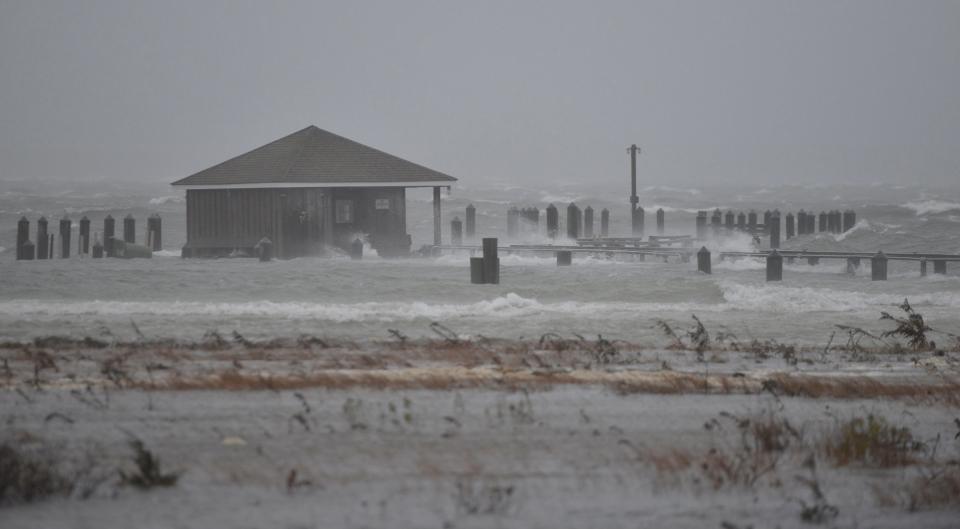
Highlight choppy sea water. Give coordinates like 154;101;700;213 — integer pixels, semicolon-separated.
1;180;959;344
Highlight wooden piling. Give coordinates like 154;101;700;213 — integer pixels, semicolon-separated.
48;234;54;258
451;217;463;245
633;206;644;236
843;210;856;232
871;251;888;281
763;210;772;233
827;210;836;233
711;209;722;236
507;207;520;238
601;208;610;237
934;260;947;275
546;204;559;239
805;214;815;234
583;206;594;238
818;211;827;233
470;257;485;284
920;257;927;277
482;237;499;284
36;217;49;259
79;216;90;254
16;216;29;260
769;211;781;249
807;256;819;266
59;218;72;258
147;214;162;251
103;215;115;257
21;239;35;260
736;211;746;231
566;203;581;239
697;246;711;274
656;208;665;234
785;213;795;239
465;204;476;238
725;210;735;230
123;214;136;244
766;249;783;281
747;211;757;232
92;234;103;259
351;238;363;260
797;210;807;235
696;211;708;239
432;187;442;246
556;250;572;266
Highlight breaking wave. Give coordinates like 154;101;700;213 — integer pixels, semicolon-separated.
901;200;960;216
4;284;960;325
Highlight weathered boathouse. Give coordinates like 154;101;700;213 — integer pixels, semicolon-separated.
172;125;456;258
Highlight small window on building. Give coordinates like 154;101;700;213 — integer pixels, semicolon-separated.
375;198;391;210
335;200;354;223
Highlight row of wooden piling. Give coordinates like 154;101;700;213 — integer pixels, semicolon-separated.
452;203;653;245
14;214;161;260
695;209;856;243
695;246;951;281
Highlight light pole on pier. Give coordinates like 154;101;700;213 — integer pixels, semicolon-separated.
628;144;643;236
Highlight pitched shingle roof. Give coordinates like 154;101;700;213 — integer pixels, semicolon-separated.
171;126;457;187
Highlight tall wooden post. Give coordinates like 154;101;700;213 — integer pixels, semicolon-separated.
432;187;441;247
546;204;559;239
785;213;795;239
566;203;581;239
769;211;781;249
747;211;757;232
506;207;519;238
628;144;641;236
725;210;735;230
59;217;72;258
797;210;807;235
736;211;746;231
695;211;708;240
871;251;888;281
16;216;29;260
711;209;722;236
818;211;827;233
766;249;783;281
79;216;90;254
36;217;49;260
482;237;499;284
656;208;665;234
103;215;115;257
451;217;463;246
697;246;711;274
465;204;476;238
583;206;594;238
601;208;609;237
123;214;136;244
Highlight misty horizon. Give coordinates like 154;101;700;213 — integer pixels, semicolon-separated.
1;0;958;189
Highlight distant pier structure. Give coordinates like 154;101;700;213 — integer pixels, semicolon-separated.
171;126;457;258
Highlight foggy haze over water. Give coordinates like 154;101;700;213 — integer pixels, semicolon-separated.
1;0;959;189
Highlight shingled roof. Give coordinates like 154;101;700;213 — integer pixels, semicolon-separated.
171;126;457;188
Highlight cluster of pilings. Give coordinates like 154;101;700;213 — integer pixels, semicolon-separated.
695;208;856;248
14;214;161;260
454;203;661;244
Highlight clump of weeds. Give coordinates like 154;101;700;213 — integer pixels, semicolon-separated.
881;299;932;351
821;414;923;467
119;439;179;489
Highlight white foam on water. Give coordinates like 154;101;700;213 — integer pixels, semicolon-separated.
901;200;960;216
717;281;960;313
152;250;181;257
0;294;714;323
149;195;183;205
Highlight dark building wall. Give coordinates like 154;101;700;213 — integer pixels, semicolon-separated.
184;187;409;258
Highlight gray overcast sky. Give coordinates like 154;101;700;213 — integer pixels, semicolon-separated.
1;0;958;188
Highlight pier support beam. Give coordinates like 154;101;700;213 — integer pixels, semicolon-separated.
432;187;441;247
16;217;29;260
920;258;927;277
769;212;781;249
36;217;48;260
79;216;90;254
697;246;711;274
656;208;665;234
766;249;783;282
482;237;499;284
451;217;463;246
601;208;609;237
933;260;947;275
465;204;476;239
556;250;572;266
546;204;559;239
59;217;72;258
103;215;115;257
583;206;594;238
871;251;888;281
